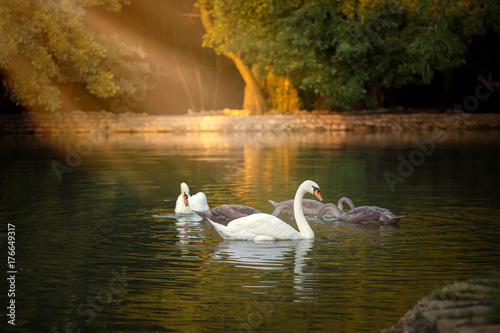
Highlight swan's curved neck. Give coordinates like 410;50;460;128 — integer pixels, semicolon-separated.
319;203;343;218
338;197;355;211
271;203;288;217
294;185;314;239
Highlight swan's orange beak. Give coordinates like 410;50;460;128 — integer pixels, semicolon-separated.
183;194;189;206
314;188;323;202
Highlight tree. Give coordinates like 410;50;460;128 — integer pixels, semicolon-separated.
0;0;149;112
194;0;500;110
196;0;267;115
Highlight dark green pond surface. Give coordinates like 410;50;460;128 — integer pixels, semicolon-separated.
1;130;500;332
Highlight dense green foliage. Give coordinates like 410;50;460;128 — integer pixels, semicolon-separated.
0;0;149;111
197;0;500;110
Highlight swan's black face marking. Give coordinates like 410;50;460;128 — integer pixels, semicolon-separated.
313;186;323;202
183;194;189;206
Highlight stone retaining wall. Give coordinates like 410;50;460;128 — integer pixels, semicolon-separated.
1;110;499;134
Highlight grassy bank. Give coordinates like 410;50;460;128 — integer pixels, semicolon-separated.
382;273;500;333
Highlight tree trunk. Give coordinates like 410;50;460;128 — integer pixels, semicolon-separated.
229;54;266;115
368;80;382;108
438;69;453;112
199;7;266;115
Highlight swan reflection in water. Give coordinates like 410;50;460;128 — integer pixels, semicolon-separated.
154;213;206;246
174;213;208;246
212;239;318;303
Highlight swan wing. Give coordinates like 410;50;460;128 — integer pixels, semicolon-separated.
342;207;381;224
230;205;262;215
217;213;304;240
193;209;211;220
189;192;209;211
367;206;405;224
343;206;403;224
369;206;394;216
195;205;261;225
209;217;275;241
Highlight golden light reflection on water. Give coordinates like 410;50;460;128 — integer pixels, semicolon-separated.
38;128;500;156
2;131;500;332
36;128;500;200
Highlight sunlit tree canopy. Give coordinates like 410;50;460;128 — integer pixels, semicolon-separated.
0;0;149;111
197;0;500;110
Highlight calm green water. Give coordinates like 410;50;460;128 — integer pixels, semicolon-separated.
1;130;500;332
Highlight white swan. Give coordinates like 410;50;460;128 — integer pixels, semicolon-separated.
209;180;322;241
174;182;209;214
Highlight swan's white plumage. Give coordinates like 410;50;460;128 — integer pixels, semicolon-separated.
209;180;322;241
189;192;209;211
174;182;209;214
210;213;309;241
